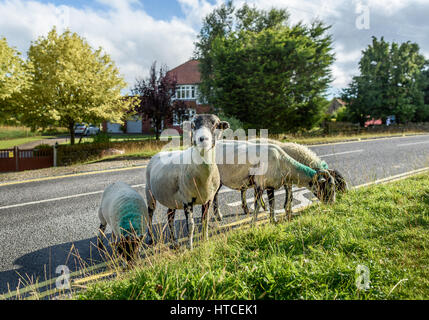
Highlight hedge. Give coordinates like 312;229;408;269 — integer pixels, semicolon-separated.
57;140;168;166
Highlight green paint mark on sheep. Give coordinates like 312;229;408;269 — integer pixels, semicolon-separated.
320;161;329;170
295;161;317;178
118;201;143;236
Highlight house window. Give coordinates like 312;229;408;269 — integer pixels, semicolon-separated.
174;85;198;101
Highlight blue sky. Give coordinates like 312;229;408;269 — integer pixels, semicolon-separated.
1;0;428;98
41;0;187;21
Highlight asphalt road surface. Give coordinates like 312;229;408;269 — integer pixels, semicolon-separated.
1;134;429;296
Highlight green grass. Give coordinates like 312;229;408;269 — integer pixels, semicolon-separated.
76;173;429;300
0;125;68;140
0;136;47;149
277;131;427;145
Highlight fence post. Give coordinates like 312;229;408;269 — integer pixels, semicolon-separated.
54;142;58;167
14;146;19;172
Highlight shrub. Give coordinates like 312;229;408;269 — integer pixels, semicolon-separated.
57;140;168;165
92;132;111;144
33;144;52;150
218;112;244;132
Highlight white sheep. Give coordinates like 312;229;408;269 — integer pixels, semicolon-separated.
145;114;229;250
97;181;149;262
251;138;348;192
214;140;336;223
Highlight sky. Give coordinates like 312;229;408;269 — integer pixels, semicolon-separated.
0;0;428;98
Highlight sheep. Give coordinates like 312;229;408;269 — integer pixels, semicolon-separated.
145;114;229;250
237;138;347;216
214;140;336;223
97;181;149;262
251;138;348;192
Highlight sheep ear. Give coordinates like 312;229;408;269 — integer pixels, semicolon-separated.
217;121;230;130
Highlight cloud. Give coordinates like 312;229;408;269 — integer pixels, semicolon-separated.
0;0;428;98
0;0;197;91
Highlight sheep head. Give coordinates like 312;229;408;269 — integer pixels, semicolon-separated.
190;114;230;152
309;170;336;203
116;235;142;263
328;169;348;193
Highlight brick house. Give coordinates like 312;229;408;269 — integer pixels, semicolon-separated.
327;98;347;114
103;59;211;134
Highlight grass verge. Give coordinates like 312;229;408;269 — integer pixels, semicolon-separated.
276;131;428;145
0;136;47;149
75;173;429;300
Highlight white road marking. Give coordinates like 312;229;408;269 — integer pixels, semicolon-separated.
218;186;234;194
397;140;429;147
0;184;146;210
0;184;239;211
319;149;364;158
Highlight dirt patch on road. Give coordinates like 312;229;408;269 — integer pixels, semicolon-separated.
0;158;150;183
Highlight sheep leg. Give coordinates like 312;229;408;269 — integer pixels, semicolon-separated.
240;188;251;215
145;207;155;246
167;209;178;249
97;223;107;250
267;187;278;224
201;200;212;241
213;185;223;221
97;208;107;250
184;202;195;250
284;184;293;221
252;186;264;225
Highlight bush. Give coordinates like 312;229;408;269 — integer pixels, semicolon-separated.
218;112;244;132
57;140;168;166
33;144;52;150
92;132;111;144
334;106;349;122
33;144;53;156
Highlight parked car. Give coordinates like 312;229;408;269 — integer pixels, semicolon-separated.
85;124;101;136
74;123;88;136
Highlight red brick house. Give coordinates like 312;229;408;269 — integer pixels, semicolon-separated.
103;59;211;134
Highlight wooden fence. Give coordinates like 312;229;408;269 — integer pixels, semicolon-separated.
0;146;54;172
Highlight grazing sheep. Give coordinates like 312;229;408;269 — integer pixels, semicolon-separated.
97;181;149;262
214;140;336;224
145;114;229;250
251;138;348;192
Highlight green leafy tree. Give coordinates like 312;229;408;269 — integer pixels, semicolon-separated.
342;37;428;125
0;37;28;123
194;3;334;133
20;28;130;144
418;68;429;121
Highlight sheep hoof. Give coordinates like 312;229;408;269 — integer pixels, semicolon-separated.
169;242;180;250
270;217;279;224
215;212;223;222
144;235;154;246
97;238;105;250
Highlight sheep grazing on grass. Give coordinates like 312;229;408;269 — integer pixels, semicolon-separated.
251;138;348;192
214;140;336;223
97;181;149;262
145;114;229;250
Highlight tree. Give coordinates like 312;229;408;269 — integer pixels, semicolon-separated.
195;3;334;133
418;68;429;121
0;37;28;123
342;37;428;125
131;62;178;140
19;28;130;144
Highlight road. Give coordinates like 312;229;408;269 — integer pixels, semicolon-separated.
1;134;429;296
